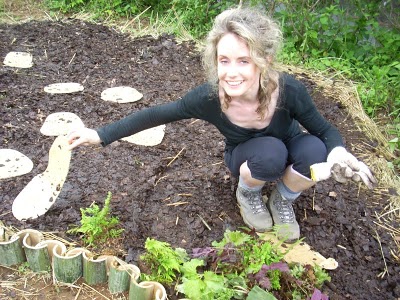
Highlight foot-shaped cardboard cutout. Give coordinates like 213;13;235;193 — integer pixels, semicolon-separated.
12;135;71;220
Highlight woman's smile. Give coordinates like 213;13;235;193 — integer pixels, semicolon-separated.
217;33;260;101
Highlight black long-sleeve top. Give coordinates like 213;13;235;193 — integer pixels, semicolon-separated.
97;73;344;153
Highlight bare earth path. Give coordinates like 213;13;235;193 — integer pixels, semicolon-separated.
0;20;399;299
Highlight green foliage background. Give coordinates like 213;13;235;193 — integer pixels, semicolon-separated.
44;0;400;167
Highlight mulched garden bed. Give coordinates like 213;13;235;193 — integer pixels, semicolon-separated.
0;19;399;299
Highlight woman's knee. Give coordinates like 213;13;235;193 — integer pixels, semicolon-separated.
288;134;327;175
245;137;288;180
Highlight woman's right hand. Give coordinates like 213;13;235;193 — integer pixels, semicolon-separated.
67;127;101;150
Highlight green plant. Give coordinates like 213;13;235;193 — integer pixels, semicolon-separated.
313;265;332;288
45;0;140;17
274;0;400;167
140;238;188;285
178;260;236;300
139;229;331;299
17;262;31;274
67;191;123;247
169;0;239;39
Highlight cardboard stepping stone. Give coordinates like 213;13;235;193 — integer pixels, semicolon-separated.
259;232;338;270
40;112;85;136
12;135;71;221
101;86;143;103
122;125;166;146
44;83;84;94
3;51;33;68
0;149;34;179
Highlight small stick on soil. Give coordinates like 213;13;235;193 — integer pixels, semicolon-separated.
177;193;192;197
189;119;200;125
81;283;111;300
176;216;179;225
312;188;316;211
74;286;82;300
0;265;18;272
0;211;12;217
376;207;400;221
167;147;185;167
373;219;400;235
162;197;171;202
68;53;76;65
154;175;168;186
374;229;389;278
57;282;80;289
166;202;188;206
2;286;38;297
390;248;399;261
198;214;211;230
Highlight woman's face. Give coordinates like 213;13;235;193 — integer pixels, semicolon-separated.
217;33;261;100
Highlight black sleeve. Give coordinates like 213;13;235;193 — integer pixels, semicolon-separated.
291;80;344;152
96;84;213;146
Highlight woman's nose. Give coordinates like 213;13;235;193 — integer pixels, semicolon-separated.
226;63;239;76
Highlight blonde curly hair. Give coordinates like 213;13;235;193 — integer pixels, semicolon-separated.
202;7;282;118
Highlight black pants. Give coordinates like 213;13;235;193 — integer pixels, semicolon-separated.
224;134;327;181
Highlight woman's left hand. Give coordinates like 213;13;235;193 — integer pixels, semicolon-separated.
326;146;377;189
67;127;101;150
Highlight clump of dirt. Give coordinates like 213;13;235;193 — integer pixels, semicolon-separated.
0;20;399;299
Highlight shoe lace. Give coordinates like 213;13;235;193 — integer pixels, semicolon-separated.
243;189;267;214
274;197;295;223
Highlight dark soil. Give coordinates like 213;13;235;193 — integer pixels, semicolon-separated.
0;20;399;300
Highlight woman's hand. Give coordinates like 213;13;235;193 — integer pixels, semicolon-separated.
326;146;377;189
67;127;101;150
310;147;377;189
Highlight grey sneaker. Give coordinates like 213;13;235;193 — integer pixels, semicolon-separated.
236;186;273;232
266;188;300;242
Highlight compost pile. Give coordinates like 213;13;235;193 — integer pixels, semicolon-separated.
0;20;399;299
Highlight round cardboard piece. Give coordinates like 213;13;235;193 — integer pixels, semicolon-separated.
122;125;166;146
0;149;34;179
12;136;71;221
44;83;84;94
101;86;143;103
40;112;85;136
3;51;33;68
